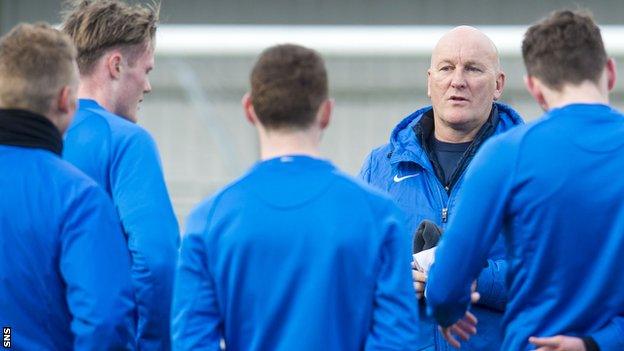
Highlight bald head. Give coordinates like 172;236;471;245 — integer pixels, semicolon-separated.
426;25;506;142
431;26;500;72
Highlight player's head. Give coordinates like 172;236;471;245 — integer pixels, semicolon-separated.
522;10;615;104
427;26;505;133
62;0;159;122
243;44;332;133
0;22;79;133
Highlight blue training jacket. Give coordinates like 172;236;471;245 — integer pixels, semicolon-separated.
172;155;419;351
0;145;136;350
359;103;523;351
64;99;180;350
427;104;624;350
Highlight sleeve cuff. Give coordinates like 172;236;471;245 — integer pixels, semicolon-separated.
582;337;600;351
591;321;624;351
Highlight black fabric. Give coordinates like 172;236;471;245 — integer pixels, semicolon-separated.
414;104;500;192
413;111;445;184
428;137;471;185
0;109;62;155
413;219;443;253
582;337;600;351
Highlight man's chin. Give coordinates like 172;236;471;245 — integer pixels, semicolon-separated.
442;113;476;126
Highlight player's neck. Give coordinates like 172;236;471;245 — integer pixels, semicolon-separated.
258;129;322;160
544;81;609;110
77;77;116;114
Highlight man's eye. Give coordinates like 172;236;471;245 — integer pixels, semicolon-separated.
466;66;482;72
440;66;452;72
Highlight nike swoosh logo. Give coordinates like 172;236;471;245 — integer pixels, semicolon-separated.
393;173;420;182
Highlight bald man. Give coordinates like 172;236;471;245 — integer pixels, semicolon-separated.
428;11;624;351
359;26;523;350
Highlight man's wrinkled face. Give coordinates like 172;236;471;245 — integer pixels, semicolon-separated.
116;44;154;122
427;29;504;130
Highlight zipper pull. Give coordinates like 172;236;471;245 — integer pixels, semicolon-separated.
441;207;448;223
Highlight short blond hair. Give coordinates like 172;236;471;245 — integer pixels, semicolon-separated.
0;22;78;115
62;0;159;75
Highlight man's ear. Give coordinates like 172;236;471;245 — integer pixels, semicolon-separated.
606;57;617;92
56;85;73;114
524;75;548;111
106;51;123;79
318;98;333;130
241;92;258;126
48;85;77;134
493;71;506;101
426;69;432;98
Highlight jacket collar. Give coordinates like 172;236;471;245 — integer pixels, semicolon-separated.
387;102;523;169
67;99;106;132
0;108;63;155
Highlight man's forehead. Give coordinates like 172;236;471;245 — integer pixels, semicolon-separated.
432;44;496;64
431;27;499;66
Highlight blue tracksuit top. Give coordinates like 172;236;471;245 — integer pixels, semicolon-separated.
427;104;624;350
172;155;419;351
359;103;523;351
0;145;136;350
63;99;180;350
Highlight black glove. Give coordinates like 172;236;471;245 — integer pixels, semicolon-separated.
413;219;443;254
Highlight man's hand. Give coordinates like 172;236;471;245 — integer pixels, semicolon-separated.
413;247;436;273
439;311;478;349
411;263;427;300
528;335;586;351
470;281;480;304
437;282;481;348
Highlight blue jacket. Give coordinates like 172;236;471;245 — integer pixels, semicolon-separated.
64;99;180;350
0;145;136;350
172;155;419;350
427;104;624;350
359;103;523;351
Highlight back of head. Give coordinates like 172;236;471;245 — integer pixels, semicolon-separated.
61;0;159;75
0;23;77;116
522;9;607;90
250;44;328;131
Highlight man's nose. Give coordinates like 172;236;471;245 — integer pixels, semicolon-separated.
144;79;152;94
450;69;467;89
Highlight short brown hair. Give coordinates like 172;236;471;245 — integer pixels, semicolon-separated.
62;0;159;75
522;9;607;90
0;23;77;115
251;44;328;131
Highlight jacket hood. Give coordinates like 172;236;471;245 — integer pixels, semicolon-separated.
388;102;524;165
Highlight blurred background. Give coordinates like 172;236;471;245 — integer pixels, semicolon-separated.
2;0;623;225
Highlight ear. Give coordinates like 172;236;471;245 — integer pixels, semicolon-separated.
49;85;77;134
106;51;123;79
524;75;548;111
606;58;617;92
56;85;73;114
426;69;432;98
493;71;506;101
318;98;333;130
241;92;258;126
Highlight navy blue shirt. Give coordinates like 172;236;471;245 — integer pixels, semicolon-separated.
428;137;471;185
